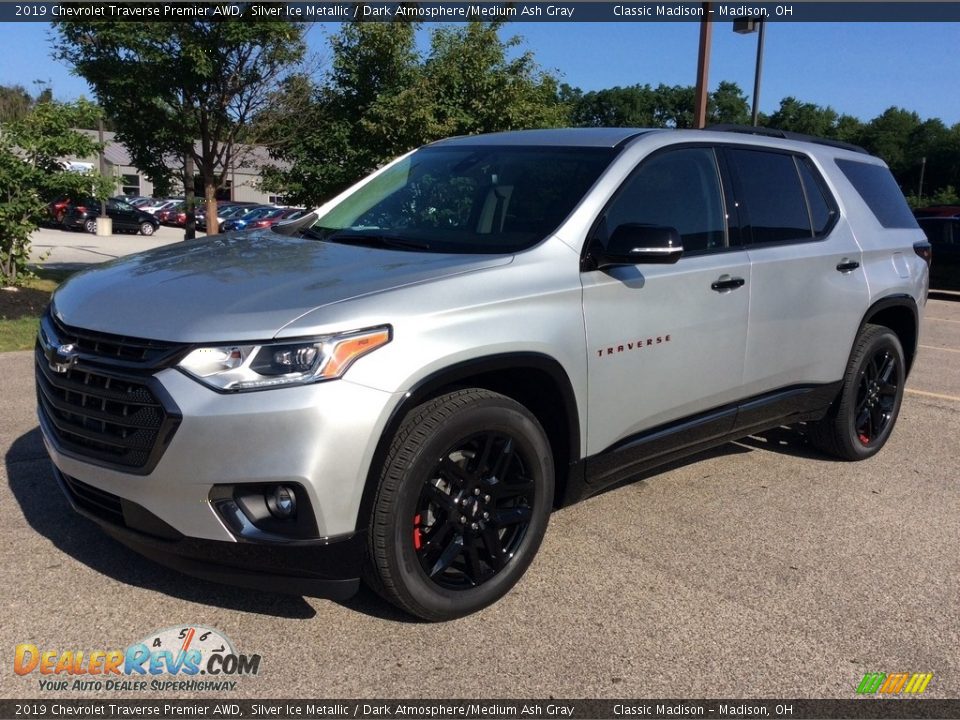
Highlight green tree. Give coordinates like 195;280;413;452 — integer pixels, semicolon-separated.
766;96;839;137
0;99;112;286
708;81;750;126
261;21;566;206
0;85;33;124
53;13;306;234
859;107;922;179
568;85;657;127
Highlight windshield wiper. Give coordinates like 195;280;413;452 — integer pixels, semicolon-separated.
322;230;432;251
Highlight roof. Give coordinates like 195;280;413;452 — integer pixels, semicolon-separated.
429;128;650;148
427;126;875;160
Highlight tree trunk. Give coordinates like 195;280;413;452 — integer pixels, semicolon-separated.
183;153;196;241
204;177;219;236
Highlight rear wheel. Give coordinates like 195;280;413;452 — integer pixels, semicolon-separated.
140;222;155;236
365;389;554;621
809;324;905;460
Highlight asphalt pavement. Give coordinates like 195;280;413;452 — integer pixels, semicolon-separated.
2;273;958;699
29;224;196;268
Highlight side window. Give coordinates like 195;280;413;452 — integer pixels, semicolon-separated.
727;148;813;244
836;159;918;229
601;147;727;254
797;158;837;235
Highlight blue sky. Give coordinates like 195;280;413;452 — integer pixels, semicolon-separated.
2;20;958;125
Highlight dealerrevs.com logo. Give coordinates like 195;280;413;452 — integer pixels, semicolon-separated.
856;672;934;695
14;626;261;692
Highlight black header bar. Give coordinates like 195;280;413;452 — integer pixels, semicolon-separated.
5;1;960;22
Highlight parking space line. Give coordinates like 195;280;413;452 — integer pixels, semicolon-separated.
925;317;960;324
906;388;960;402
919;345;960;354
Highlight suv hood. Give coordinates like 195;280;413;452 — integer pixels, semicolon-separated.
52;231;513;342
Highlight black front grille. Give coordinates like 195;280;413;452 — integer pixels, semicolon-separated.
36;311;182;473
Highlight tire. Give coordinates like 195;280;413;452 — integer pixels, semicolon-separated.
83;219;96;234
365;389;554;621
140;222;155;236
809;324;906;461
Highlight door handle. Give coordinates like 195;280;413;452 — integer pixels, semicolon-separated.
836;259;860;273
711;275;746;292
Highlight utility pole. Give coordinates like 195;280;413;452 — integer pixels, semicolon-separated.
751;20;766;126
98;116;107;216
694;3;713;128
918;156;927;204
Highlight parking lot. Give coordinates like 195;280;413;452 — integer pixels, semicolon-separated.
2;293;958;700
29;223;196;267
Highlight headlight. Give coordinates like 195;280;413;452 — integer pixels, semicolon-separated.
177;326;391;391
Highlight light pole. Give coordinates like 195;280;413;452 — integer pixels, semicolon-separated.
734;18;766;126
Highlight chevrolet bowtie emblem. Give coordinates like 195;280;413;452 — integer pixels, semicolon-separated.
48;343;78;374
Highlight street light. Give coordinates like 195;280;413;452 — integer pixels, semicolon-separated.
734;18;766;126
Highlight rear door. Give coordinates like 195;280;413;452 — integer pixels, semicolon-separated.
724;146;869;397
580;146;750;482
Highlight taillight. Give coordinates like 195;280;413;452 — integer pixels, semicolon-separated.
914;241;932;268
75;206;86;213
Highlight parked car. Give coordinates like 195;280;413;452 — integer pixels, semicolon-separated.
63;197;160;235
156;202;186;226
219;205;276;232
36;127;929;621
140;198;182;215
47;195;73;225
915;207;960;290
239;207;306;231
113;195;151;208
196;202;252;231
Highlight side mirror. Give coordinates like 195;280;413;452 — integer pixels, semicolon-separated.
595;224;683;268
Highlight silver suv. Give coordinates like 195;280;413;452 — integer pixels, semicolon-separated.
36;127;930;620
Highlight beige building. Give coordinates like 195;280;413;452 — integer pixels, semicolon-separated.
74;129;285;203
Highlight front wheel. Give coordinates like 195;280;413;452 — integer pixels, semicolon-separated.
139;222;155;236
83;219;96;234
809;324;906;460
365;389;554;621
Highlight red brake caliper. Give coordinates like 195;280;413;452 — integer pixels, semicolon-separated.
859;433;870;445
413;514;423;550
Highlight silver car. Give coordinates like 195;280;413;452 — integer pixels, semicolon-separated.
36;127;930;620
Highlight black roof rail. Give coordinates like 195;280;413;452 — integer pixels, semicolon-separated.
704;124;870;155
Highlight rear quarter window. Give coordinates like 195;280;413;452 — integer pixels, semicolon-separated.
835;159;918;229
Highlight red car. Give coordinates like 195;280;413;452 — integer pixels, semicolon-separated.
47;196;73;224
243;207;306;230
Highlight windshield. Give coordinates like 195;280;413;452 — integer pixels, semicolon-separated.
306;145;617;253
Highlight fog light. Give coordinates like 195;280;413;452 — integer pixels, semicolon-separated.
266;485;297;519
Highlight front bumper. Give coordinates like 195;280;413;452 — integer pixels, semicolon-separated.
53;466;363;599
40;355;402;598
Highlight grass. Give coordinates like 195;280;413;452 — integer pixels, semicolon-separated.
0;269;73;352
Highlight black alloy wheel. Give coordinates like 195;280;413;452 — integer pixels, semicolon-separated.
853;347;900;447
809;324;906;460
413;431;535;590
365;389;554;621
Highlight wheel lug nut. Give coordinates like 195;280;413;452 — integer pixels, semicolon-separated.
474;488;480;496
460;516;467;524
483;511;490;520
470;522;478;530
484;494;491;502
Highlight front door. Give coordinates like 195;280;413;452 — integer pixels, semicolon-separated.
580;146;750;486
